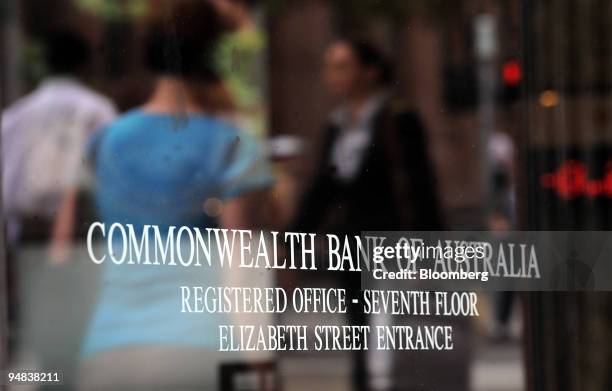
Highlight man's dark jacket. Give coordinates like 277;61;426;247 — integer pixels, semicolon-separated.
292;103;444;234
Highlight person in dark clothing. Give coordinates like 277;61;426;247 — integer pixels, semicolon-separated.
291;38;444;391
293;38;442;234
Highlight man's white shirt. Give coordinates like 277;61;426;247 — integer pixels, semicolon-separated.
2;77;117;240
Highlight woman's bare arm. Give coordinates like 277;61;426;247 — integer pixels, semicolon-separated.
49;188;78;264
219;188;279;230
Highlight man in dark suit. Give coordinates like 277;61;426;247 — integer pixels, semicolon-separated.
291;38;443;390
294;38;442;235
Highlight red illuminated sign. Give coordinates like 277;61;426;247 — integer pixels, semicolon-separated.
540;160;612;199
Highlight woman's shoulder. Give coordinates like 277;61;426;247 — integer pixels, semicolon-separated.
188;115;259;149
100;109;148;133
99;110;261;155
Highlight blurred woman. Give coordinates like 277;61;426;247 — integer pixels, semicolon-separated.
52;1;274;389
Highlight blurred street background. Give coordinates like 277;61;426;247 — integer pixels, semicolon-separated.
2;0;612;390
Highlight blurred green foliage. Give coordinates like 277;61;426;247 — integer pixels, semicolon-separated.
75;0;149;20
19;39;47;90
74;0;462;25
216;28;266;109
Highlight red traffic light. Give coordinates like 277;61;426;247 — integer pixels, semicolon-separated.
502;59;522;86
